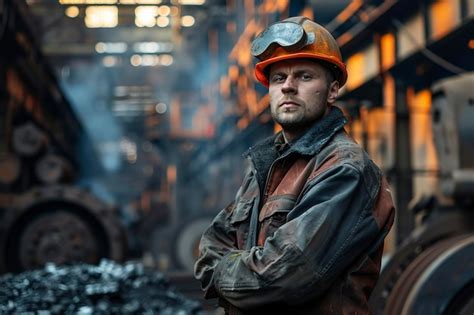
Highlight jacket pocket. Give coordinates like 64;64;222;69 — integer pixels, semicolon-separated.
257;196;296;246
230;199;253;224
259;195;296;222
230;199;254;249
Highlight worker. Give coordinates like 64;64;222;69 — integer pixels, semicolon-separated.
194;16;395;314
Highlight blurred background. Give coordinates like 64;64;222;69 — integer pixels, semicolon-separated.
0;0;473;314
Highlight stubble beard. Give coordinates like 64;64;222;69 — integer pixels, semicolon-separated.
271;106;312;132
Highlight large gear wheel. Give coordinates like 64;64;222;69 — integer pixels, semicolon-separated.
0;186;126;273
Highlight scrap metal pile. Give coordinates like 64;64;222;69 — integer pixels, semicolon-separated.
0;260;202;314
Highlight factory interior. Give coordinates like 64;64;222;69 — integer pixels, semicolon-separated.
0;0;473;313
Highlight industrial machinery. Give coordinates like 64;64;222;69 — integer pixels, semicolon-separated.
0;0;126;274
0;186;126;273
370;73;474;314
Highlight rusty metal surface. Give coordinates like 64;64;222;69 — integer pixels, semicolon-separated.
370;209;474;314
383;235;472;315
0;185;126;273
34;154;73;184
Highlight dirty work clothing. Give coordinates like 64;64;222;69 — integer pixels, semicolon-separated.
194;106;395;314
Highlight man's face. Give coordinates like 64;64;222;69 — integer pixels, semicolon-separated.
268;59;339;136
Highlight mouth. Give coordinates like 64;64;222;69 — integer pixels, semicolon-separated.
279;101;300;110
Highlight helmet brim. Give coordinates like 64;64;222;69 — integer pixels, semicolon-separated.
255;52;348;88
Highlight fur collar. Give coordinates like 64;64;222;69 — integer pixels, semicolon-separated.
243;106;347;189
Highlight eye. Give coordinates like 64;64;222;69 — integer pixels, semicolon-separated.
300;73;312;81
270;74;286;84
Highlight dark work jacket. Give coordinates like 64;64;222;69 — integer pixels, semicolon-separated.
194;106;395;314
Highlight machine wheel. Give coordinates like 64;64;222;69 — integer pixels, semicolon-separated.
0;186;126;273
173;216;213;273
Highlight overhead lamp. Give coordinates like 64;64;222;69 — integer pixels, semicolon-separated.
159;54;173;66
170;6;179;16
85;6;118;28
155;102;167;114
156;16;170;27
141;55;159;66
60;0;117;4
103;56;119;67
120;0;160;3
119;0;161;3
95;42;128;53
135;6;159;27
133;42;174;53
135;0;162;4
65;6;80;18
130;54;142;66
181;15;195;27
158;5;171;16
178;0;205;5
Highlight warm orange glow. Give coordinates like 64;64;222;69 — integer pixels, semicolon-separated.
256;94;270;115
244;0;255;22
414;89;432;113
336;0;363;23
383;73;395;110
300;6;314;20
469;39;474;49
410;88;438;195
237;117;249;130
430;0;459;40
381;32;395;70
167;165;176;184
257;0;288;14
220;76;230;97
349;119;363;145
246;90;258;116
337;32;353;47
229;65;239;81
346;53;364;90
170;97;181;132
274;123;282;134
276;0;289;12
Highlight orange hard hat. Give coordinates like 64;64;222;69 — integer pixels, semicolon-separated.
252;16;347;88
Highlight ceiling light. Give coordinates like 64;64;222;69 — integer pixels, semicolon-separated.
155;102;167;114
159;54;173;66
178;0;205;5
135;0;161;4
181;15;195;27
130;54;142;66
85;6;118;28
65;6;80;18
156;16;170;27
103;56;119;67
119;0;161;3
95;42;127;53
170;6;179;16
133;42;173;53
135;6;158;27
60;0;117;4
158;5;170;16
95;42;106;53
141;55;159;66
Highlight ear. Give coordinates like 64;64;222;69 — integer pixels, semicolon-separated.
327;81;339;105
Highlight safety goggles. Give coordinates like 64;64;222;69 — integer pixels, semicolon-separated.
251;21;315;61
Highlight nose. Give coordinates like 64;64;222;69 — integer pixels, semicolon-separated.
281;76;297;94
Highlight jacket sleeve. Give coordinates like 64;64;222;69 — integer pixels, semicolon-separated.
211;162;393;309
194;201;239;298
